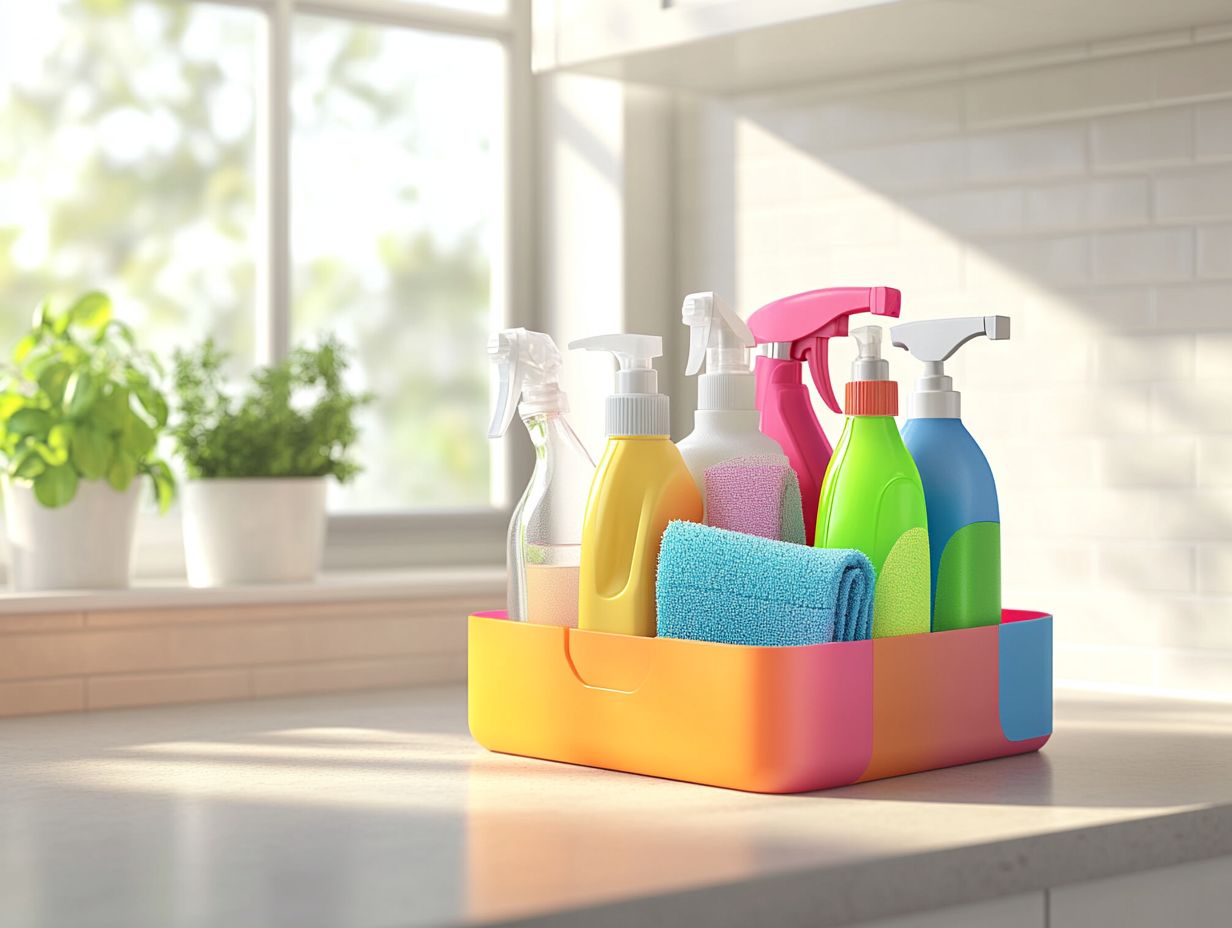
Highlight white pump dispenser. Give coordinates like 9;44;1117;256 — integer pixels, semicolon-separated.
568;334;670;437
890;316;1010;418
677;291;786;497
488;328;595;626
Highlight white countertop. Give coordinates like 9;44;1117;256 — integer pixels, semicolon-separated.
1;685;1229;928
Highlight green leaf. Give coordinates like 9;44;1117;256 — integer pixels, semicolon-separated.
33;464;78;508
31;438;69;467
37;362;71;406
31;298;51;330
133;384;169;428
127;415;156;459
12;333;38;364
63;370;98;418
12;448;46;480
71;425;111;480
0;392;26;420
106;452;136;491
95;386;131;431
7;408;52;438
48;421;73;452
145;458;176;513
68;291;112;332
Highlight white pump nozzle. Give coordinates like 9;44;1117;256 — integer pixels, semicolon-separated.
889;315;1011;419
569;333;669;437
487;328;567;438
569;334;661;392
850;324;890;382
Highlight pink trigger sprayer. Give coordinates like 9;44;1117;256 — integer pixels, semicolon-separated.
747;286;902;545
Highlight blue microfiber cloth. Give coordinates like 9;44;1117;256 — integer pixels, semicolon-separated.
656;521;874;646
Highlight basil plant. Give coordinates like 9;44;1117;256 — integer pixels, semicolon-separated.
0;292;175;509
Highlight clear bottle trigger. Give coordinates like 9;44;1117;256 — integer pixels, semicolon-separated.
682;291;754;377
487;328;566;438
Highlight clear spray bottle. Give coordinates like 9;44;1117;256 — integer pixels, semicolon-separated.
488;328;596;626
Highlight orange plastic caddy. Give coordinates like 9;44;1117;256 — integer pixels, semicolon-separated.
468;609;1052;794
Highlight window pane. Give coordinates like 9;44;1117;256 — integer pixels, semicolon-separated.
291;17;505;512
0;0;261;364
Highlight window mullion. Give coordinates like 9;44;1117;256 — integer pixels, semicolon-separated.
258;0;293;364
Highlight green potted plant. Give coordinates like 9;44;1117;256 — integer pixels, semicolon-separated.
171;336;371;586
0;293;175;590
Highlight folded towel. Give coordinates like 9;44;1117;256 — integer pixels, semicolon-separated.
704;456;806;545
656;521;874;646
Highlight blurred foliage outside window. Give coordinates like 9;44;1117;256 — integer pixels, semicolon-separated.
0;0;502;512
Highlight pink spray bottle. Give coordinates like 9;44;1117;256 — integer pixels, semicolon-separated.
747;287;902;544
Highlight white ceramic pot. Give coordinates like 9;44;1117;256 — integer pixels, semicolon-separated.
3;477;141;591
181;477;328;587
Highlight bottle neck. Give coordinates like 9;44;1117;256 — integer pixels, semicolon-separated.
604;392;670;437
525;410;586;454
697;370;755;411
693;408;760;433
909;363;960;418
523;411;558;457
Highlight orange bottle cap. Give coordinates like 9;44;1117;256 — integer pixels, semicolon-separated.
845;380;898;416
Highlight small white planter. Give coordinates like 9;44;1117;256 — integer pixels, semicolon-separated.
3;477;141;591
182;477;328;587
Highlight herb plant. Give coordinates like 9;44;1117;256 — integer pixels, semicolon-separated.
0;292;176;509
171;337;371;481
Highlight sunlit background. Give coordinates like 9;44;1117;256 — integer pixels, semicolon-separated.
0;0;505;512
1;0;1230;701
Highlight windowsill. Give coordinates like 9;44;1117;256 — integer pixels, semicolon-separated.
0;565;506;717
0;566;506;615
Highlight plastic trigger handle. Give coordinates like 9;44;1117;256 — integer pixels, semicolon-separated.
487;330;521;438
488;359;513;437
804;337;841;415
683;293;713;376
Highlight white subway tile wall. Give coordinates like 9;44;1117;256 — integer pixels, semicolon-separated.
676;25;1232;697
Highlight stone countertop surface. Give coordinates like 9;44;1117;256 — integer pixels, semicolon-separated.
1;685;1229;927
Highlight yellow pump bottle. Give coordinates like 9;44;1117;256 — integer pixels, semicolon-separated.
571;335;702;636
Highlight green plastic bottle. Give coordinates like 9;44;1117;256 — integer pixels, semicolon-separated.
816;325;930;638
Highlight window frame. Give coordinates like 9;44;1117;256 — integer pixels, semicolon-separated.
131;0;534;575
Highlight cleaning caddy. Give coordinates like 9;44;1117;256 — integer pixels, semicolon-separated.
469;296;1051;795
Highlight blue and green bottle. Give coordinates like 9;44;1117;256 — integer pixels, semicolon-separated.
891;316;1010;631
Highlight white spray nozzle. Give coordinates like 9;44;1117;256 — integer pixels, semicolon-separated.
682;291;753;377
569;333;669;437
487;328;566;438
889;315;1011;419
849;324;890;382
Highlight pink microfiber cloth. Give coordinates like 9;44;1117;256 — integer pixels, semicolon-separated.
704;455;806;544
